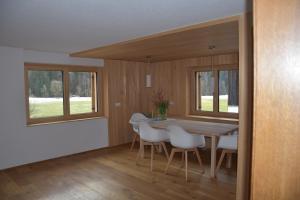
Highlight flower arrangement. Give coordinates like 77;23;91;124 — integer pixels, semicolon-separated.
152;89;169;120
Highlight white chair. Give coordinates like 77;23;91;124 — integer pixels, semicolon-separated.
129;113;148;151
136;122;169;172
165;125;205;181
216;134;238;173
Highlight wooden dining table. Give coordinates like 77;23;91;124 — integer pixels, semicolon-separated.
137;118;238;178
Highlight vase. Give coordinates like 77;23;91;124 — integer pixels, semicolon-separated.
158;108;167;120
159;113;167;120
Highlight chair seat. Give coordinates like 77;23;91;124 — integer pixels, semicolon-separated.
141;130;169;143
139;122;170;143
166;125;206;150
217;135;238;150
165;125;205;181
136;122;170;172
172;143;204;149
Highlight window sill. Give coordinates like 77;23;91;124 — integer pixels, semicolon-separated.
26;116;107;127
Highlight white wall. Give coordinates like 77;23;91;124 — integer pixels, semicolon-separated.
0;46;108;170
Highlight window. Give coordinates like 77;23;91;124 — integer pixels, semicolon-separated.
25;63;103;125
190;66;238;118
69;72;97;115
219;70;239;113
28;70;64;119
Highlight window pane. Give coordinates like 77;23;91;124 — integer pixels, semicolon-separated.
28;70;64;118
219;70;239;113
196;71;214;112
69;72;96;115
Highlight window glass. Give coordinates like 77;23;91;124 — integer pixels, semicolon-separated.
196;71;214;112
69;72;97;115
25;64;102;125
28;70;64;118
219;70;239;113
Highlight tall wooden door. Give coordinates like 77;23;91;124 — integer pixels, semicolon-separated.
252;0;300;199
104;60;146;146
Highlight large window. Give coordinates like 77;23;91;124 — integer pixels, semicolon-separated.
190;66;239;118
25;63;103;125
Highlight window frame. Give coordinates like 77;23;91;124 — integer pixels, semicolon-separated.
189;65;239;119
24;63;103;125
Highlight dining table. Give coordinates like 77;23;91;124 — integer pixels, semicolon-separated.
136;118;238;178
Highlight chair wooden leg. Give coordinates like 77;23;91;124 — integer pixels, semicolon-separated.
216;150;226;173
226;152;233;168
135;147;141;165
161;142;169;159
194;148;204;173
130;133;138;151
179;151;185;168
154;145;159;152
185;150;188;182
158;144;162;153
140;138;144;158
165;148;175;174
150;144;154;172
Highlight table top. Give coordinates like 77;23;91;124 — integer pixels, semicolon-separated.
149;118;238;137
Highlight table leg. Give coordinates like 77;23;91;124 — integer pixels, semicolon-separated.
210;136;217;178
140;138;144;158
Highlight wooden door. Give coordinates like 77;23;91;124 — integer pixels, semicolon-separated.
252;0;300;199
104;60;146;146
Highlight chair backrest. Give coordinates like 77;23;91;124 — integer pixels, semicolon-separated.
217;134;238;150
232;130;238;135
139;122;169;142
167;125;205;149
129;113;148;124
129;113;148;133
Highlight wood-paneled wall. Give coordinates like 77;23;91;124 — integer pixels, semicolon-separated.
251;0;300;199
104;60;147;146
140;53;239;116
104;53;238;146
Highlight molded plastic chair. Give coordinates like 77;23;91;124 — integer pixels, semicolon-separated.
216;134;238;173
165;125;205;181
129;113;148;151
136;122;170;172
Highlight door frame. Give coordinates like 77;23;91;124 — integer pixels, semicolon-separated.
236;13;253;200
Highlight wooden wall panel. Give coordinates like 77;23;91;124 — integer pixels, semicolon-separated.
139;63;153;113
169;60;189;116
105;60;126;146
252;0;300;199
213;53;239;66
152;61;173;110
140;53;238;117
104;60;146;146
124;62;143;142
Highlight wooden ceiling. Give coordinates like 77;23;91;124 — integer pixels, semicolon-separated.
71;17;239;62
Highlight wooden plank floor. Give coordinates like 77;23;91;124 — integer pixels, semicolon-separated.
0;144;236;200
